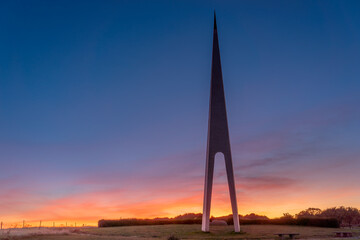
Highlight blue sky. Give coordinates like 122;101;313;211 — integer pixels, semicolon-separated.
0;0;360;225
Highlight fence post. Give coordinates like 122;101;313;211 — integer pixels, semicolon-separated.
39;220;41;229
23;220;25;228
1;221;2;230
53;222;55;227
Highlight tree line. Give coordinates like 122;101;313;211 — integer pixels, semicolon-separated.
98;206;360;228
285;206;360;227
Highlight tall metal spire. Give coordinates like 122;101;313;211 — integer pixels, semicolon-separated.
214;11;217;30
201;13;240;233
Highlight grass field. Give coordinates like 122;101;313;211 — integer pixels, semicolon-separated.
1;224;359;240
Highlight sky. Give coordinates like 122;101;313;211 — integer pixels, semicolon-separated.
1;0;360;227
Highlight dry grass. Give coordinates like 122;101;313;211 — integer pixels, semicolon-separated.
0;224;359;240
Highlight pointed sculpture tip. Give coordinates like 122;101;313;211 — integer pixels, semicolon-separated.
214;11;217;30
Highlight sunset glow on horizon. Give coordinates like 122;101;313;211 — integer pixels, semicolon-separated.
1;0;360;228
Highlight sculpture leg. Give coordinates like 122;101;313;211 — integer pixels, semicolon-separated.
224;152;240;232
202;153;215;232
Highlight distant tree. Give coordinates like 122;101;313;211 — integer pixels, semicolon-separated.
281;213;294;219
241;213;269;220
154;217;170;221
343;207;359;227
320;207;338;219
300;206;360;227
296;208;322;218
173;213;202;220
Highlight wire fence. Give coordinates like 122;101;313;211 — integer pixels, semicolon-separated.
0;220;96;229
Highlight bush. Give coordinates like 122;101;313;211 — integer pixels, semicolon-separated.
98;218;201;227
222;217;338;228
296;217;339;228
168;235;180;240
